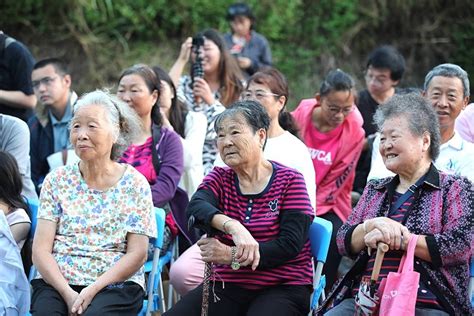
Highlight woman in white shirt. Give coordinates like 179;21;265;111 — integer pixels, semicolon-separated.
153;66;207;198
0;150;31;249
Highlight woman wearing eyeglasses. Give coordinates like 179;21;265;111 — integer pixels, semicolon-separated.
223;3;272;77
292;69;365;290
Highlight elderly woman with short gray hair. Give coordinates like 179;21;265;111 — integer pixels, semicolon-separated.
31;90;157;315
165;100;314;316
321;93;473;315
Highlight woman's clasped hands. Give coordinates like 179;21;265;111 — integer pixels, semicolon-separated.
197;220;260;270
363;217;411;251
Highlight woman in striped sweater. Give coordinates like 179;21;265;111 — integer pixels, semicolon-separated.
164;100;314;316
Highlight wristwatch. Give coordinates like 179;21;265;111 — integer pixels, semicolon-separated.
230;246;240;270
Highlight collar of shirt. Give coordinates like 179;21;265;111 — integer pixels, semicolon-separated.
49;100;73;127
441;131;463;151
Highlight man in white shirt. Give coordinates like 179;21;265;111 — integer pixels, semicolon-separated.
368;63;474;182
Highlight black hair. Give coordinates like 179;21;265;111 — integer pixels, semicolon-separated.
0;151;29;214
366;45;406;82
33;57;69;76
247;68;300;137
152;66;189;138
118;64;163;127
319;69;355;97
192;29;243;106
226;3;255;21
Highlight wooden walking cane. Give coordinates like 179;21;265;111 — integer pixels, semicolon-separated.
201;232;215;316
371;242;389;284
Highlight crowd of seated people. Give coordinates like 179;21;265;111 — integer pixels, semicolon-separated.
0;4;473;314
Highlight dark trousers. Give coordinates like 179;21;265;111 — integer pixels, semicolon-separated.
164;282;311;316
30;279;144;316
320;212;344;291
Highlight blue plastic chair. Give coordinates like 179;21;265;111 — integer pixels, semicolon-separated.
470;257;474;307
309;217;333;312
139;207;169;316
26;198;39;281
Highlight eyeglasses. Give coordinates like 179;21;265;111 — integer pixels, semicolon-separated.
364;73;390;86
327;106;353;116
32;76;59;89
241;90;279;100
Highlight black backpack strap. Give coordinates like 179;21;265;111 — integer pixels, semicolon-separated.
0;33;16;57
151;124;162;175
0;33;6;57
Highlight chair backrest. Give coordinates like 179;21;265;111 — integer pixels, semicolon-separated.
470;257;474;307
309;217;333;311
310;217;333;264
26;198;39;239
152;207;166;248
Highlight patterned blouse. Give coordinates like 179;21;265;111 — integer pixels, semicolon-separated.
37;163;157;289
177;75;226;175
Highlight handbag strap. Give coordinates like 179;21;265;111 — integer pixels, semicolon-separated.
389;175;425;216
398;234;418;273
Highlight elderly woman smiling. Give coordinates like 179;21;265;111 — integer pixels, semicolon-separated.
321;93;473;315
31;90;157;315
164;100;314;316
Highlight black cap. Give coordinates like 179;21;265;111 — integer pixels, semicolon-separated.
226;3;255;21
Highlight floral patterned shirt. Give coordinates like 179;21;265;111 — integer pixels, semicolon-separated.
36;163;156;289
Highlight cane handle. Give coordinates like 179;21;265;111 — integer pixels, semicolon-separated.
370;242;389;282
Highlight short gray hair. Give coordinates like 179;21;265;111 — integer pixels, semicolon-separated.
73;90;142;160
373;93;440;160
423;63;470;98
214;100;270;149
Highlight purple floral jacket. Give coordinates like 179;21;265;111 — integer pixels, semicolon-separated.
331;164;473;315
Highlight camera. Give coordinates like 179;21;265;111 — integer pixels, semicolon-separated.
191;35;205;84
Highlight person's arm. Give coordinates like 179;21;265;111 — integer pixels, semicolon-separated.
0;90;36;109
245;34;272;74
9;222;30;245
256;211;311;268
187;166;263;268
71;233;148;314
181;112;207;170
3;117;37;192
422;176;473;268
33;219;80;311
0;41;36;110
150;129;184;207
27;119;43;191
255;171;313;268
316;120;364;207
169;37;192;87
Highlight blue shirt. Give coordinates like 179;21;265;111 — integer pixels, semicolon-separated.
0;212;30;313
49;99;73;153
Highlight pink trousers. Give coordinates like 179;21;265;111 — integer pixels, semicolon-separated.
169;243;205;295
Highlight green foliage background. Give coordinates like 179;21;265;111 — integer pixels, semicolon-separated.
2;0;473;108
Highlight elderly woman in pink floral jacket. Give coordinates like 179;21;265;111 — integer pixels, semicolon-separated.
320;93;473;315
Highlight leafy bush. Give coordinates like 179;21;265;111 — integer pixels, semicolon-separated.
2;0;473;105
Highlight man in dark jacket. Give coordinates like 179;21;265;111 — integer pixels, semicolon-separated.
28;58;77;192
0;31;36;122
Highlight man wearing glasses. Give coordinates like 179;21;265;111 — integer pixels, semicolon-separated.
28;58;78;193
353;45;406;196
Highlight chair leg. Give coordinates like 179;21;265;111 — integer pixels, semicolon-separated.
159;274;167;312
